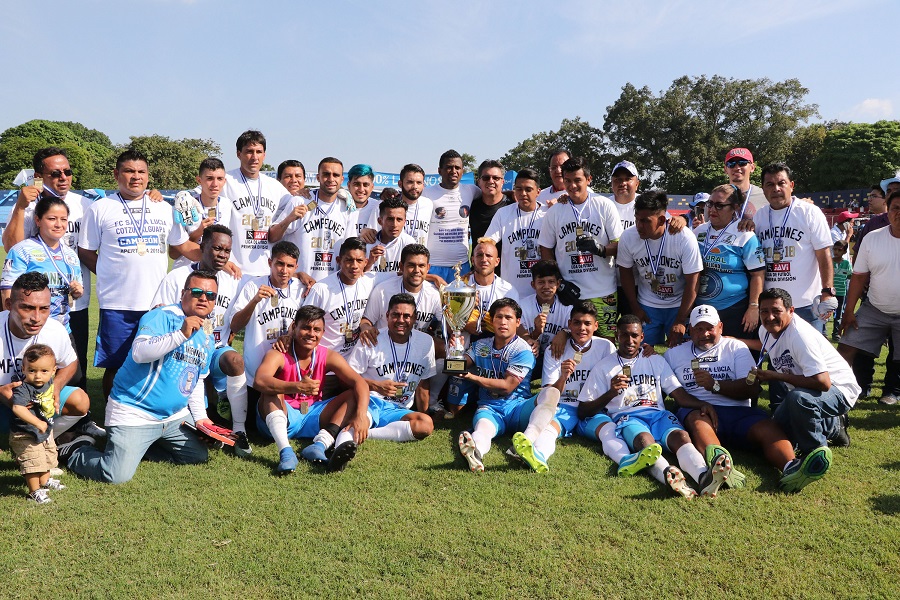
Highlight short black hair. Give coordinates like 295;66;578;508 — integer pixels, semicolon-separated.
32;147;68;174
200;224;233;245
515;167;541;185
318;157;343;172
634;190;668;213
760;162;793;183
477;159;505;178
547;148;570;165
271;240;300;261
339;237;367;256
400;243;430;264
388;293;417;313
488;297;522;319
530;260;562;281
277;159;306;180
570;300;598;320
199;157;225;175
888;190;900;210
184;269;218;290
11;272;49;300
294;305;325;326
759;287;793;309
116;149;148;170
236;130;266;152
23;343;55;367
379;195;408;217
439;149;462;169
400;163;425;180
561;157;590;178
617;314;643;331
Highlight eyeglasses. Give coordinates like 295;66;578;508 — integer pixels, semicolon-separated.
186;288;217;301
725;160;750;168
48;169;74;178
708;202;733;210
480;175;503;182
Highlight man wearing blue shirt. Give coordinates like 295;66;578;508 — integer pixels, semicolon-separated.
62;271;219;484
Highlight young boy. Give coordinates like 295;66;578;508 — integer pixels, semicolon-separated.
831;241;851;342
9;344;66;504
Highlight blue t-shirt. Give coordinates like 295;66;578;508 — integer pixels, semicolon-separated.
111;304;215;420
695;224;766;310
0;237;83;332
466;336;535;406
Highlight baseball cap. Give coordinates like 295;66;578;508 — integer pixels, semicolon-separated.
690;192;710;207
836;211;859;223
880;171;900;193
724;148;754;164
690;305;720;327
611;160;639;179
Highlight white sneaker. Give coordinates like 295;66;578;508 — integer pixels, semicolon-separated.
28;489;52;504
43;478;66;491
458;431;484;473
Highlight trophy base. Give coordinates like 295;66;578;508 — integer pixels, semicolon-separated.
443;359;468;375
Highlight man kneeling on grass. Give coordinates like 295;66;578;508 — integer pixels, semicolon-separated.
254;306;369;474
62;271;219;484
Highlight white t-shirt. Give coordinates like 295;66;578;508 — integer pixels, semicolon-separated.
222;169;292;277
151;264;241;349
171;192;235;270
852;226;900;315
542;336;616;405
0;313;77;386
79;192;187;311
537;194;623;298
303;273;375;358
759;316;860;406
613;198;636;231
365;232;417;286
276;191;359;283
578;353;682;419
616;225;703;309
752;199;832;308
23;191;93;311
363;279;442;332
366;196;434;247
484;202;548;298
224;275;305;386
422;183;480;267
536;186;566;205
663;338;756;408
347;329;436;409
353;200;380;237
519;295;571;357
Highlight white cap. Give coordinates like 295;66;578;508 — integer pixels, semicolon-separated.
690;305;720;327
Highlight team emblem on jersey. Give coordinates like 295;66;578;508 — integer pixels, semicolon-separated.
459;206;469;218
476;344;491;357
28;249;46;263
178;366;199;396
434;207;446;220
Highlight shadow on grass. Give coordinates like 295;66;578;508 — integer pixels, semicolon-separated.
870;494;900;515
0;471;26;497
847;410;900;431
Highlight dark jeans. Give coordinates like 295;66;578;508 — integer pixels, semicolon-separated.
69;308;89;390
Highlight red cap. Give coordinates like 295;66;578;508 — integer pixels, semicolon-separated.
725;148;754;164
837;211;859;223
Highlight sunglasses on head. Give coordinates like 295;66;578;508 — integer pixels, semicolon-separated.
725;160;750;168
186;287;217;301
47;169;74;178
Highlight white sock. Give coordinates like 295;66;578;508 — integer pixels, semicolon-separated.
471;420;497;456
264;411;291;451
648;457;671;484
429;369;449;407
533;425;558;458
676;443;709;484
335;428;355;447
523;388;561;441
52;414;82;436
369;421;416;442
312;430;335;450
226;373;248;433
598;423;629;464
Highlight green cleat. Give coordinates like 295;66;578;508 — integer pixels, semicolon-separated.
511;432;549;473
617;443;662;476
705;444;746;489
780;446;832;493
698;452;732;498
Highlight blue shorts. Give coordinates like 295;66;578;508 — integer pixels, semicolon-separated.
368;395;413;427
96;309;146;368
473;396;537;437
256;398;330;440
0;385;78;433
676;404;769;450
575;413;614;440
639;304;681;346
429;262;471;283
209;345;239;392
448;376;475;407
614;408;684;451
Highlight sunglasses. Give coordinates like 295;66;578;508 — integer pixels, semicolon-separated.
48;169;74;178
725;160;750;168
480;175;503;182
186;288;217;301
708;202;733;210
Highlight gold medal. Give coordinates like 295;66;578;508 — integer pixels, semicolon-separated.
306;201;317;213
251;218;261;231
573;351;583;364
772;251;782;262
202;319;214;335
300;400;310;415
746;370;757;385
33;177;44;192
378;256;387;270
622;365;632;378
540;303;551;315
136;240;147;255
344;329;355;343
207;208;216;219
270;294;279;307
691;358;700;370
650;278;659;293
576;227;584;237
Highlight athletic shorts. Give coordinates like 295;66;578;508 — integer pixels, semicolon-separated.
429;262;471;284
586;293;618;338
840;301;900;357
473;396;537;437
676;404;769;450
256;397;330;440
208;345;239;392
554;403;613;438
576;413;614;440
614;408;683;451
0;385;77;433
95;309;146;368
368;395;413;427
639;304;681;346
448;376;475;407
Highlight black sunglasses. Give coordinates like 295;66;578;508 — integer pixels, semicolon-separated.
186;288;217;301
48;168;74;178
725;160;750;168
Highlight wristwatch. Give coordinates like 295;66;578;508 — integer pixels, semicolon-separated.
821;287;836;296
712;381;721;393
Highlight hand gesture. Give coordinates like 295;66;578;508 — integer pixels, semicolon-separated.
181;315;205;338
296;375;320;396
16;186;40;209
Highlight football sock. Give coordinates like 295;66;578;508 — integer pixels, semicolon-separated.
226;373;248;433
369;421;416;442
598;423;629;463
533;425;558;459
335;428;355;447
265;411;291;451
648;457;670;484
522;388;561;441
676;443;709;484
52;415;81;436
312;430;335;450
471;420;497;456
324;423;341;439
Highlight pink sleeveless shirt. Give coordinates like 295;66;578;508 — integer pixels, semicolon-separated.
280;344;328;409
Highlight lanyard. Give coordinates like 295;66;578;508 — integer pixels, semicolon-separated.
401;280;420;320
617;353;639;373
292;345;316;382
691;341;720;361
35;235;73;286
490;335;518;378
701;219;735;260
240;173;263;216
737;186;752;221
268;276;290;300
757;332;772;368
768;201;794;250
517;203;541;241
118;193;147;240
644;226;668;276
338;277;359;329
404;200;421;238
377;232;402;259
4;321;35;380
570;337;591;353
568;198;586;231
389;335;412;383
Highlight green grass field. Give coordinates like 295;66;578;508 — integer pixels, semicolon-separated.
0;265;898;599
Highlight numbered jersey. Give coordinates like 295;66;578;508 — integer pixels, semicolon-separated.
303;273;375;358
348;329;436;409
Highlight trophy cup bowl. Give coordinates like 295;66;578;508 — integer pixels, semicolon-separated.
440;264;477;374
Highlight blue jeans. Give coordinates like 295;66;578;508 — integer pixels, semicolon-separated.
68;417;208;484
794;305;825;335
770;381;849;454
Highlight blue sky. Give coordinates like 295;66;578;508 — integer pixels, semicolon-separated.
1;0;895;175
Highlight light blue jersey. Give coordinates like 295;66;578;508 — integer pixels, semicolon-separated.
0;237;83;331
695;223;766;310
467;336;535;406
111;304;215;420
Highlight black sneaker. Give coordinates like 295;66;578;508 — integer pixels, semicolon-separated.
233;431;253;458
57;434;96;466
74;414;107;438
829;413;851;447
326;441;357;473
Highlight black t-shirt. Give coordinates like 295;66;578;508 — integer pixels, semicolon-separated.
469;195;514;244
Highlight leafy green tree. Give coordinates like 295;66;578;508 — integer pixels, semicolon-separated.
123;135;222;189
501;117;609;188
461;153;477;174
602;76;819;193
807;120;900;190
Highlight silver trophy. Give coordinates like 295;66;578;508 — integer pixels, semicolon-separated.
440;262;477;374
